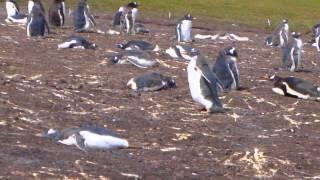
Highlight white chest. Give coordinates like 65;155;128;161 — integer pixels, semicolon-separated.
6;2;17;17
180;20;192;41
28;1;34;14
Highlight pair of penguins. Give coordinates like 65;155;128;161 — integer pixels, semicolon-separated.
265;19;303;72
265;20;320;101
112;2;140;34
6;0;66;36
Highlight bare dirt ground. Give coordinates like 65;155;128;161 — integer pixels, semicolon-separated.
0;7;320;179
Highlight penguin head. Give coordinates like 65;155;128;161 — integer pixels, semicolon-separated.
127;2;138;8
282;19;288;24
265;36;273;46
87;43;97;49
189;48;200;57
109;54;122;64
291;32;302;39
225;46;238;57
44;128;62;141
264;74;280;81
165;78;177;88
117;43;126;49
184;13;193;21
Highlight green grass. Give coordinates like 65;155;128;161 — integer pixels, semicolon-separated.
32;0;320;31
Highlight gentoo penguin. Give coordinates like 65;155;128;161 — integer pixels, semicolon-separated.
176;14;193;43
127;72;176;92
73;0;96;32
5;0;27;24
212;47;240;91
281;32;303;72
124;10;134;34
266;74;320;101
112;6;124;28
117;40;160;52
109;50;157;68
45;126;129;151
134;23;150;34
26;4;50;37
49;0;65;27
126;2;139;27
266;19;289;48
28;0;45;14
58;35;96;49
165;44;200;61
311;24;320;52
187;52;224;113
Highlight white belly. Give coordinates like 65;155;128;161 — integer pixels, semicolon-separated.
80;131;128;149
187;60;212;109
6;2;17;17
28;1;34;14
180;20;192;42
84;11;90;29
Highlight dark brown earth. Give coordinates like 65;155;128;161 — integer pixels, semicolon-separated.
0;7;320;179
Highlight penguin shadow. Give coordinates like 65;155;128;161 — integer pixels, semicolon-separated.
274;67;313;73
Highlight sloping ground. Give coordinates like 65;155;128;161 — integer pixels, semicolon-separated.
0;8;320;179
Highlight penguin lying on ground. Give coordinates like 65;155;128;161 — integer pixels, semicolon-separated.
109;50;157;68
187;50;224;113
266;74;320;101
265;19;289;48
281;32;303;72
176;14;193;43
212;46;240;91
127;72;176;92
73;0;96;32
49;0;65;27
58;36;96;49
117;40;160;52
166;44;200;61
5;0;27;24
26;4;50;37
45;126;129;151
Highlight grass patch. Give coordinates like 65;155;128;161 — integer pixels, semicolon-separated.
19;0;320;31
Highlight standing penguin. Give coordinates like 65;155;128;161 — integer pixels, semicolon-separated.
212;47;240;91
266;19;289;48
5;0;27;24
311;24;320;52
176;14;193;43
49;0;65;27
73;0;96;32
281;32;303;72
26;4;50;37
112;6;124;28
187;52;224;113
28;0;45;14
126;2;139;27
266;74;320;101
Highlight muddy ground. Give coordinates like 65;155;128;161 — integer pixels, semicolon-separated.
0;7;320;179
